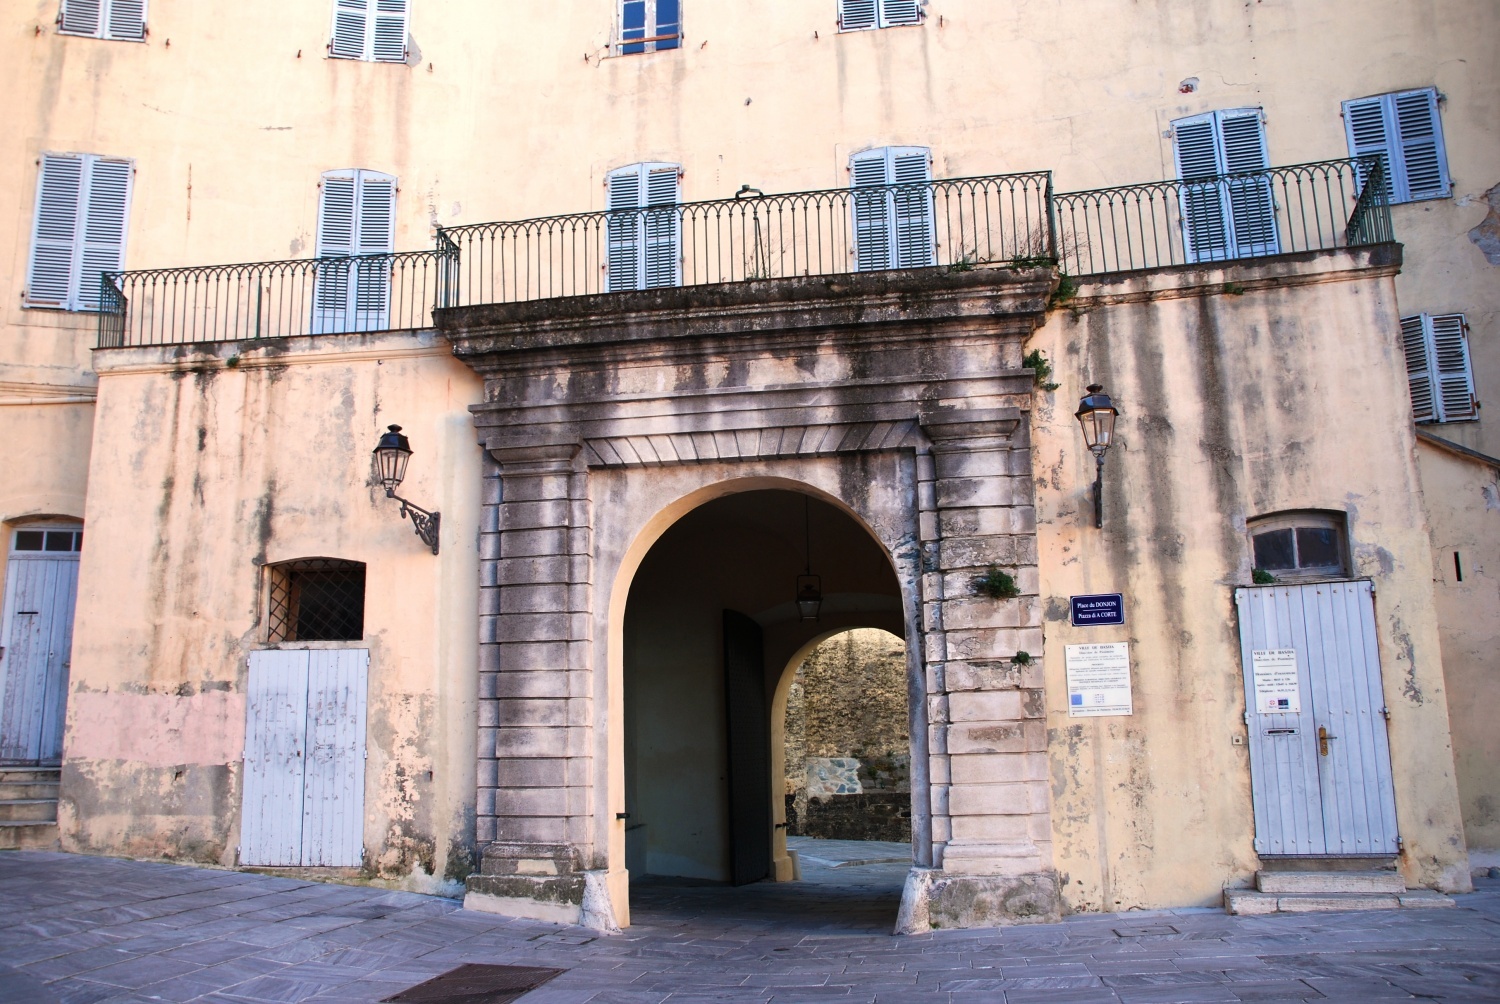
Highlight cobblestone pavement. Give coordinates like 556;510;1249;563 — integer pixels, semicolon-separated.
1;848;1498;1004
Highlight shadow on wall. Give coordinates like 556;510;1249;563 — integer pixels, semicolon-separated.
783;629;911;843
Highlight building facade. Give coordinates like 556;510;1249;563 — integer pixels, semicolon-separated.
1;0;1495;928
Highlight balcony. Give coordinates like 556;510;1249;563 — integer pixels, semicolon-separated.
97;159;1388;349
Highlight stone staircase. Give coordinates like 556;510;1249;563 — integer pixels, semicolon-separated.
1226;868;1454;915
0;766;61;850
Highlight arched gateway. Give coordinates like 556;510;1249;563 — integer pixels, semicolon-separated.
441;267;1060;931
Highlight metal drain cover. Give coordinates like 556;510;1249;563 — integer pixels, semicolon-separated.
382;963;566;1003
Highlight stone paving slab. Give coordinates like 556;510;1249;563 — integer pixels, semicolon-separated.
0;852;1498;1003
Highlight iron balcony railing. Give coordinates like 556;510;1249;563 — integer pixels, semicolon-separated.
95;159;1395;348
97;247;458;349
438;171;1055;307
1053;158;1391;277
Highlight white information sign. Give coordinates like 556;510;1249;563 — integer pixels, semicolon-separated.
1251;648;1301;714
1065;642;1133;717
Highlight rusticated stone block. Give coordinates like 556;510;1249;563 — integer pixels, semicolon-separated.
927;871;1063;927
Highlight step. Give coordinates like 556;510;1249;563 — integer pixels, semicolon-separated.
0;781;59;800
0;767;61;784
0;821;59;851
1256;870;1405;894
1225;888;1453;915
0;798;58;823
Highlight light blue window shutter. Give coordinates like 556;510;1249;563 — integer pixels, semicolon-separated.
850;150;893;271
371;0;407;62
1429;313;1476;422
330;0;370;59
1218;108;1278;257
840;0;878;31
315;172;357;329
1174;113;1230;262
1343;95;1395;202
26;155;86;308
76;158;133;310
879;0;922;27
606;166;644;292
1399;314;1436;423
104;0;146;40
59;0;103;36
642;165;681;289
890;148;935;268
1393;89;1450;202
354;173;395;328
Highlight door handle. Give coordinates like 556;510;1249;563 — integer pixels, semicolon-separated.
1318;725;1338;756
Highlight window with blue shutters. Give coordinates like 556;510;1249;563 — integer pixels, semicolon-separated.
1171;108;1280;264
619;0;680;54
606;163;681;292
313;169;396;333
58;0;147;41
838;0;923;31
1401;313;1477;424
1343;89;1451;204
850;147;935;272
25;153;134;311
329;0;408;62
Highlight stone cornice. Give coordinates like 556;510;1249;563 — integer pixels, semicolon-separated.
440;266;1055;371
0;380;98;405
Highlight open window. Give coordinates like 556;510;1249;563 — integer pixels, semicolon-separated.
1248;511;1349;583
618;0;680;54
264;558;366;643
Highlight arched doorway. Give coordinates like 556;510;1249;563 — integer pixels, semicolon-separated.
621;488;916;912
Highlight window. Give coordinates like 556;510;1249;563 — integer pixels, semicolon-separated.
1401;313;1477;423
1343;88;1450;204
265;559;366;643
606;162;681;292
314;169;396;333
26;154;133;311
1172;108;1279;263
838;0;923;31
850;146;935;272
58;0;146;41
12;527;83;554
619;0;680;54
1249;512;1349;582
329;0;408;62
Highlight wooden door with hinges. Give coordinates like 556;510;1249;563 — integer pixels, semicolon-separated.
0;526;82;763
1235;581;1399;856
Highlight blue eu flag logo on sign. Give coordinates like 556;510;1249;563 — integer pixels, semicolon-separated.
1070;694;1083;706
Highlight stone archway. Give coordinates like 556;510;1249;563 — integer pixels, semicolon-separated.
619;488;909;898
443;266;1063;931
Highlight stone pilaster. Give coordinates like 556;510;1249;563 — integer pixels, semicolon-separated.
466;440;597;922
917;408;1060;925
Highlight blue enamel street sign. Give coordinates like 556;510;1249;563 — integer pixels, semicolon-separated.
1070;593;1125;627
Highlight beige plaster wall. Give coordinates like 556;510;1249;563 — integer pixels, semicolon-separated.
1416;438;1500;854
2;1;1494;442
1030;248;1471;912
58;330;484;892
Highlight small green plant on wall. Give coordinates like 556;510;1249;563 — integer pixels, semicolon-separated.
974;567;1020;600
1252;568;1277;585
1022;349;1061;391
1011;650;1032;666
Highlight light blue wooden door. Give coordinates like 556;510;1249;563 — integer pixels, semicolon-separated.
1236;582;1399;857
242;649;367;866
0;527;82;763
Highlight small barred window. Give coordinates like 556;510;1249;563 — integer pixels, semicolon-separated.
265;558;366;642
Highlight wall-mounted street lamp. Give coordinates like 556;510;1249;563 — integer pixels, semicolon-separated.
1074;385;1119;529
372;425;441;555
796;495;822;621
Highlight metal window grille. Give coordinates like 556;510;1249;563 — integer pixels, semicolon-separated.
265;558;366;642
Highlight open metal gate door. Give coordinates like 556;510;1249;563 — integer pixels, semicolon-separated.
723;610;770;886
1236;581;1399;857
